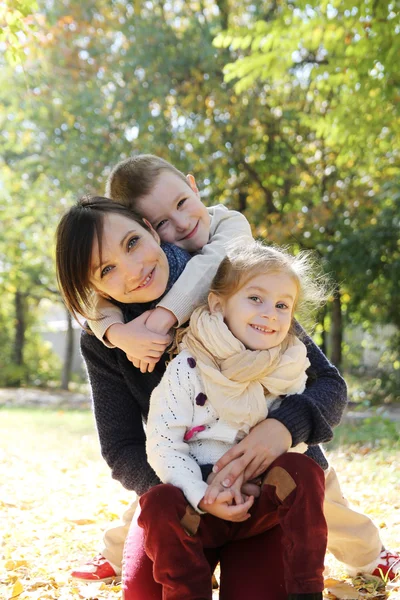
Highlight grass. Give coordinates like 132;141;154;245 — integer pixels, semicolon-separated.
1;407;399;599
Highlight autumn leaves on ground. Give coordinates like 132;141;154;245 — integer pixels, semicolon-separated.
1;408;400;600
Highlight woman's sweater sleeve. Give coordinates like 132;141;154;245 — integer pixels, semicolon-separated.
146;358;208;511
269;323;347;447
81;331;160;496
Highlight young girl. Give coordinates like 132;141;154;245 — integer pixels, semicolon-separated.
138;242;331;600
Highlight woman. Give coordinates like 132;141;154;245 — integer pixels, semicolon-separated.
55;196;347;599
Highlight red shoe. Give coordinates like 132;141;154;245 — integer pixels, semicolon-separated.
372;549;400;581
70;555;121;584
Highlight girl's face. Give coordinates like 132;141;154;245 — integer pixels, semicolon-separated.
209;271;298;351
89;213;169;304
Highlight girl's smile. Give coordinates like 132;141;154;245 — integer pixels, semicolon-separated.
210;271;298;351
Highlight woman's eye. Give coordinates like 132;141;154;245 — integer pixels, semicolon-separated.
101;265;113;278
177;198;187;208
127;236;140;250
156;219;168;230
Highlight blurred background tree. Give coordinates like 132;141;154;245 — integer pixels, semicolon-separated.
0;0;399;400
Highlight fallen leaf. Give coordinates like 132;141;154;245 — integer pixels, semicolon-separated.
324;578;360;599
5;560;28;570
8;579;23;599
67;518;97;525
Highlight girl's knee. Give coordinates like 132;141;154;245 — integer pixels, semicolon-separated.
262;454;325;495
139;484;187;524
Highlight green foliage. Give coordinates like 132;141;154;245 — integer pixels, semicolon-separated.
0;0;38;65
0;0;399;385
326;416;400;449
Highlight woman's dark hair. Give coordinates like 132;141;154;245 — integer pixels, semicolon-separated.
55;195;150;323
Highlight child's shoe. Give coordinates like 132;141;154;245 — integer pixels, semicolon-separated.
287;595;323;600
70;555;121;583
372;548;400;581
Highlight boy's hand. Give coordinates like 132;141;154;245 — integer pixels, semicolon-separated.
145;307;177;336
198;490;254;522
211;419;292;487
105;311;171;371
139;307;178;373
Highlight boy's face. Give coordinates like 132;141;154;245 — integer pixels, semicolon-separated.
136;171;210;253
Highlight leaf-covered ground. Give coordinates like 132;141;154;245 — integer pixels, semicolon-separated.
1;408;399;599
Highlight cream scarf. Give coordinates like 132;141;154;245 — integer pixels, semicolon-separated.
181;306;310;431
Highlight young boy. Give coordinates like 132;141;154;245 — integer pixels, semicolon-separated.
89;155;252;375
71;154;399;585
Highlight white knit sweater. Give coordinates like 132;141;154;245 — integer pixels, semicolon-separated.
146;349;307;512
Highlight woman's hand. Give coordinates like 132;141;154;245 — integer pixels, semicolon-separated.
212;419;292;487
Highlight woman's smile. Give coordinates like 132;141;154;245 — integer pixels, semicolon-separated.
90;213;170;304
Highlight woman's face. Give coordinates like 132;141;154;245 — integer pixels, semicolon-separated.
89;213;169;304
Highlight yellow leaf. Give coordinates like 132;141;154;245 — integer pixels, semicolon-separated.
5;560;28;570
9;579;23;599
324;578;360;599
67;518;96;525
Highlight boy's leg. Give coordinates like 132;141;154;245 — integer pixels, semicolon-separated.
219;526;287;600
102;497;138;567
324;467;382;572
232;453;327;595
70;498;138;582
138;483;228;600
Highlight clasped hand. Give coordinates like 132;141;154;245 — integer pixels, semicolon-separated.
198;419;293;521
199;468;255;522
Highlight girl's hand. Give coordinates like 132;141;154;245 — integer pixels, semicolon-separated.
199;490;254;522
204;468;245;506
212;419;292;487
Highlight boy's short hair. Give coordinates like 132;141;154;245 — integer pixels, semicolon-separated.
105;154;189;209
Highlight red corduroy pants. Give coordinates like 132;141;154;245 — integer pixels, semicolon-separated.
129;454;327;600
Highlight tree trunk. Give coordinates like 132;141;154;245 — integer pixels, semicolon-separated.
238;190;247;212
13;291;26;366
318;306;327;355
61;309;74;390
330;285;342;370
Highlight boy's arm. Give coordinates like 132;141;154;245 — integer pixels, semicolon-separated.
146;357;208;512
89;294;171;362
157;206;253;325
88;294;125;348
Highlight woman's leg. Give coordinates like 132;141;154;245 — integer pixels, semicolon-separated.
219;526;287;600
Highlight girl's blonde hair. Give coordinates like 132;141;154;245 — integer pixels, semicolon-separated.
170;241;332;358
209;241;332;325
